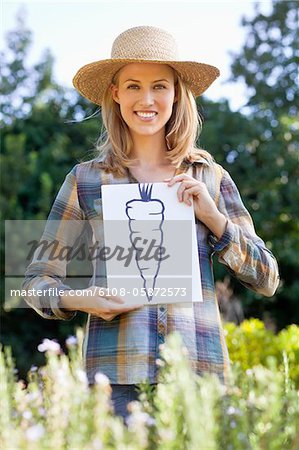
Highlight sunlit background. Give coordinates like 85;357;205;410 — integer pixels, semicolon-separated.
2;0;273;111
1;0;298;398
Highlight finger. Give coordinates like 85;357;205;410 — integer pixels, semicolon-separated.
104;314;117;321
125;304;143;310
165;174;193;186
184;185;202;195
102;295;125;304
168;174;191;186
99;313;117;321
182;186;202;204
177;180;198;202
182;189;193;205
109;303;143;312
92;308;111;315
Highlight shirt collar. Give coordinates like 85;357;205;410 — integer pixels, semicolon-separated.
190;155;211;166
95;153;211;166
95;155;210;171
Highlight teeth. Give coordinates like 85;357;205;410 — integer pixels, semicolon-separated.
136;112;157;118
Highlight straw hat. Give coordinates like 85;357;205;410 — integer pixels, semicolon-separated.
72;25;220;106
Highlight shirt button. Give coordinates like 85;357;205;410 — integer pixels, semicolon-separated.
158;323;165;333
158;333;165;343
159;306;165;312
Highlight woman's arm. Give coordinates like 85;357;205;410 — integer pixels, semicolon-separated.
21;165;85;320
166;165;280;297
22;165;143;320
208;168;280;297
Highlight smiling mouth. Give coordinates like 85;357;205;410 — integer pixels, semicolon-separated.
134;111;158;118
134;111;158;119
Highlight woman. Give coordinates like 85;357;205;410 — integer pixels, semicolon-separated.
22;26;280;421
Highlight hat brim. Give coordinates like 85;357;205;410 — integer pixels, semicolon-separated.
72;58;220;106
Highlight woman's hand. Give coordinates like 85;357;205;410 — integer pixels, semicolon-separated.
165;174;227;239
61;286;143;321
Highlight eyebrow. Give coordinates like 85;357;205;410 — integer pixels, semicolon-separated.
123;78;170;83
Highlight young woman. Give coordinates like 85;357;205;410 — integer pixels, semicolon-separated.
22;26;280;421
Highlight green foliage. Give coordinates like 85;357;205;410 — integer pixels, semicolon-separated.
229;0;298;117
1;0;299;385
0;14;100;223
0;14;98;379
1;329;299;449
224;319;299;389
199;0;299;327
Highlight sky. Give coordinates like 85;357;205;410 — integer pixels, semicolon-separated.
1;0;273;111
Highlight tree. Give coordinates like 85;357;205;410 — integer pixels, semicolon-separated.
1;3;298;378
201;0;299;328
0;12;100;378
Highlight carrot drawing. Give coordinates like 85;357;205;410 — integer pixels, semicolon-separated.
126;184;165;302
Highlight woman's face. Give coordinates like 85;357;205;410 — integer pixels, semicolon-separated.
110;63;177;138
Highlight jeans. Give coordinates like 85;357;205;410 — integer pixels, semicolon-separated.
110;383;157;422
110;384;140;421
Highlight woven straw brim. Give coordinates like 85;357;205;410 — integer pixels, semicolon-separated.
72;59;220;106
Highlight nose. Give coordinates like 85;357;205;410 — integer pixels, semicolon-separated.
137;87;155;107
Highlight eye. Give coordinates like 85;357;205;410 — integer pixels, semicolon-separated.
154;84;167;89
127;84;139;89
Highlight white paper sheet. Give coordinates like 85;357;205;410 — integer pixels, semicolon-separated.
101;182;203;305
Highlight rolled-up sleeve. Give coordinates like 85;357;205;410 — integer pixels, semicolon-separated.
208;168;280;297
22;165;86;320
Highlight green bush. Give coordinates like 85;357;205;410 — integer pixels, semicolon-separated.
224;319;299;389
1;326;298;449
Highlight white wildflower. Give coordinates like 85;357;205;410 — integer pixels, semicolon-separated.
248;391;256;403
159;429;176;441
30;365;38;372
146;416;156;426
56;367;69;387
91;439;103;449
238;432;248;442
38;407;46;417
27;391;40;402
23;410;32;420
95;372;110;387
230;420;237;428
227;406;243;416
37;338;61;353
126;411;152;428
26;424;45;441
66;335;77;346
155;358;165;367
76;369;88;384
126;402;155;429
227;406;236;415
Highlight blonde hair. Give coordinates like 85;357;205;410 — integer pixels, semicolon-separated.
95;65;212;177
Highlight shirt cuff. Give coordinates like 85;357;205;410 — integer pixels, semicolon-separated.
50;287;77;320
208;220;234;252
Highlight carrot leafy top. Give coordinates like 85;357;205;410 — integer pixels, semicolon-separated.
138;184;154;202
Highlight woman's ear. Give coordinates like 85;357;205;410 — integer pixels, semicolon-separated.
110;84;120;104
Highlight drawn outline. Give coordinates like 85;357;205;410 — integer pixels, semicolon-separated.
125;184;165;302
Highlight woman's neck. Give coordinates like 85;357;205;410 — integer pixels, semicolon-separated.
130;133;171;169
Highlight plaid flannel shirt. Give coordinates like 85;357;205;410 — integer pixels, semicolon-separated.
22;156;279;385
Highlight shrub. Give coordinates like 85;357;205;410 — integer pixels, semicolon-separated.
0;326;298;449
224;319;299;388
